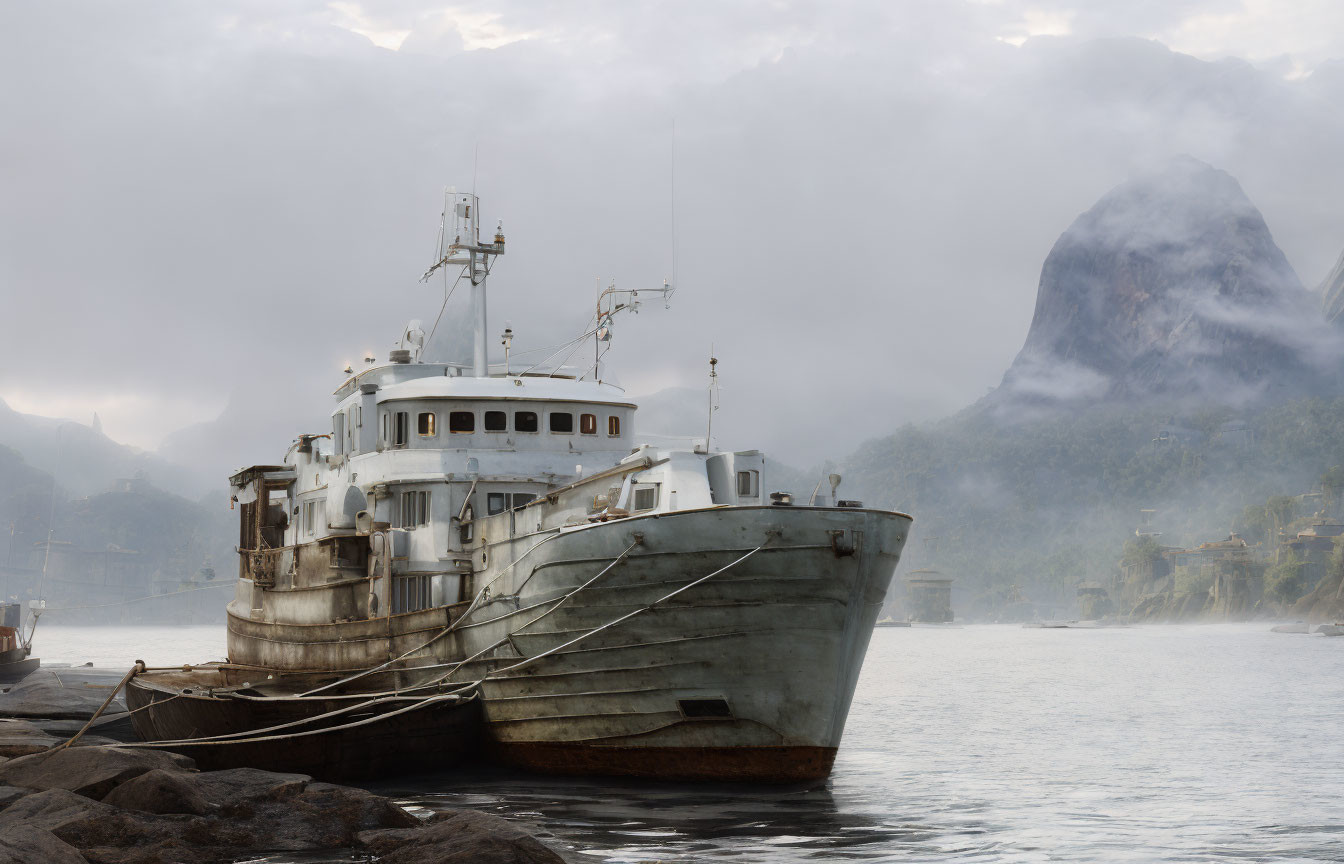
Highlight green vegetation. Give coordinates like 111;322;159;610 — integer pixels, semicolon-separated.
1265;553;1306;606
845;397;1344;615
1122;535;1163;566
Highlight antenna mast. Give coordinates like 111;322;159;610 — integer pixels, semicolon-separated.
421;189;505;377
705;351;718;453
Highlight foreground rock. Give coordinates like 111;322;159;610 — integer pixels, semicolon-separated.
0;746;193;800
360;810;567;863
0;746;565;863
0;670;127;721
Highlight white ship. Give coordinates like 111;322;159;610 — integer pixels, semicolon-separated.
137;189;912;782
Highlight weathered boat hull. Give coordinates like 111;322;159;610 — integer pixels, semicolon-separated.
221;504;908;782
453;505;910;782
125;667;481;780
0;654;39;682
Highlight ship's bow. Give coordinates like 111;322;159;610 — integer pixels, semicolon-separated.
466;505;911;782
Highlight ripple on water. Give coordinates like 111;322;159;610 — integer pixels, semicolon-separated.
42;623;1344;863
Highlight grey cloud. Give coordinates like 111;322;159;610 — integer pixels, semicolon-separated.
3;3;1344;469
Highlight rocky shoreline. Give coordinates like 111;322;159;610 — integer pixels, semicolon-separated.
0;669;567;864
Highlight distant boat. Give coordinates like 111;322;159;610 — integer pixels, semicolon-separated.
1316;624;1344;637
0;603;39;681
875;617;911;628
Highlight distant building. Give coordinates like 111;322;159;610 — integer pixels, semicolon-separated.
905;569;954;623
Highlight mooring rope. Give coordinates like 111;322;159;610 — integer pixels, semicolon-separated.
123;539;767;751
55;660;144;751
482;541;769;679
123;691;474;749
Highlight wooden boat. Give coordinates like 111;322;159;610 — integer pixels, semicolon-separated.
0;606;38;682
124;664;481;779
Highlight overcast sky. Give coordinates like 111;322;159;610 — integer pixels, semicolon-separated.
3;0;1344;469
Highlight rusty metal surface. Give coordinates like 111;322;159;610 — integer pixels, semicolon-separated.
490;740;837;783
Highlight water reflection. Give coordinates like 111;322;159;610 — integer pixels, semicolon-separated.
368;766;944;862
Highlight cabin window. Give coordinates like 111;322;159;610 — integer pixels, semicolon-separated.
736;470;758;498
515;411;538;433
488;492;535;515
400;490;429;527
484;410;507;432
393;412;409;448
579;413;597;435
608;415;621;437
549;412;574;433
381;412;388;445
418;412;436;437
391;574;432;614
449;411;475;434
633;484;658;512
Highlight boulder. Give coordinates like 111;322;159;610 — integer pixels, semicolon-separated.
0;788;25;810
187;767;309;809
0;719;60;757
102;769;212;816
0;719;117;757
0;747;194;800
0;761;562;864
360;810;567;864
0;671;126;720
0;824;88;864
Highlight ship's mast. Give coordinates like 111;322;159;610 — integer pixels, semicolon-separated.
421;190;505;377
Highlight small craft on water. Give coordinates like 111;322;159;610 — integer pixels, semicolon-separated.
0;602;40;682
127;185;913;782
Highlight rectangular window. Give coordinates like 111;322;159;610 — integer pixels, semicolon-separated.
303;501;315;534
511;492;535;509
381;411;388;445
515;411;538;433
607;415;621;437
400;490;429;527
391;574;432;614
417;412;436;436
633;485;658;512
487;492;507;515
736;470;758;498
449;411;475;434
579;413;597;435
484;410;507;432
393;412;409;448
549;412;574;433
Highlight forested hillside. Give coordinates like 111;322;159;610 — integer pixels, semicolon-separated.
846;398;1344;617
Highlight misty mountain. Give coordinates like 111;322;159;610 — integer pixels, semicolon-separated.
1321;247;1344;326
157;390;323;493
0;398;197;497
987;157;1343;416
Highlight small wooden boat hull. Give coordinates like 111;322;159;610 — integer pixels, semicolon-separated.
125;667;482;780
0;646;38;682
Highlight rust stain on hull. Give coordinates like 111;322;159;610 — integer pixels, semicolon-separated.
490;741;838;783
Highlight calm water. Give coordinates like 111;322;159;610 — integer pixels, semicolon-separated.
33;623;1344;863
